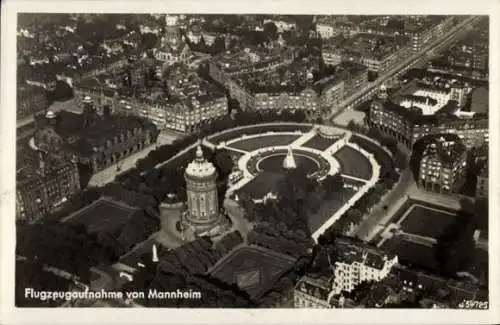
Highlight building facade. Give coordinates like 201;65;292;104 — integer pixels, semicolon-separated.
294;275;333;308
331;242;398;295
17;84;47;121
418;135;468;193
253;87;319;116
34;97;158;173
368;86;489;150
16;127;81;221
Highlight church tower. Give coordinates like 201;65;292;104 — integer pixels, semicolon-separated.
183;141;222;235
164;14;182;45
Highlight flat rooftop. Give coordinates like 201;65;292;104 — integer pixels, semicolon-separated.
61;197;139;234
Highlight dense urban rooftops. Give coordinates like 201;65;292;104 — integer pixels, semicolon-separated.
375;99;487;125
341;33;409;61
422;133;467;164
16;148;76;188
313;62;367;93
235;61;313;94
214;47;293;73
333;237;396;270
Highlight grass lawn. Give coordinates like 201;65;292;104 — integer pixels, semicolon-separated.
334;146;372;180
209;124;312;144
399;204;461;239
302;134;340;151
228;134;301;152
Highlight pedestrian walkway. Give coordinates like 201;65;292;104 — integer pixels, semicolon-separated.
407;184;462;210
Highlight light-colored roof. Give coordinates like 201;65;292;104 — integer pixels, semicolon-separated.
185;142;217;178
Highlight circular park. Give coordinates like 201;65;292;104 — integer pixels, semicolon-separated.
201;123;395;240
145;122;397;247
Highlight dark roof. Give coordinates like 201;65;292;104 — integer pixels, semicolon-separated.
157;237;217;275
295;274;332;302
208;245;297;299
423;134;467;165
61;197;139;234
118;237;167;270
313;62;367;93
392;264;487;307
39;110;155;155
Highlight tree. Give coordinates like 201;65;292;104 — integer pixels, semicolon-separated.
435;215;477;277
322;174;344;197
347;208;363;226
212;149;234;179
263;22;278;41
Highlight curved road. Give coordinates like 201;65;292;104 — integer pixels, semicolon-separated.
354;168;414;242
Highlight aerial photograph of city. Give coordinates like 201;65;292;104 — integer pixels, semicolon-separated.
14;13;489;309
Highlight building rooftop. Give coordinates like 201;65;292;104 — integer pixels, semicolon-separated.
374;99;486;126
295;273;332;302
16;151;76;191
392;264;488;307
118;236;168;270
236;63;313;94
207;245;297;299
38;110;155;156
61;197;140;234
341;33;409;61
313;62;367;94
422;134;467;165
334;237;396;270
213;47;293;74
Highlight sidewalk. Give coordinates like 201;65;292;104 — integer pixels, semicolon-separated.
407;183;462;210
355;169;414;242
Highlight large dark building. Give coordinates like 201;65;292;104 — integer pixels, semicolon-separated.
33;96;159;173
16;135;80;222
17;84;48;121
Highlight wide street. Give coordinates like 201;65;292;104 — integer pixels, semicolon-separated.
323;15;481;121
354;168;414;242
